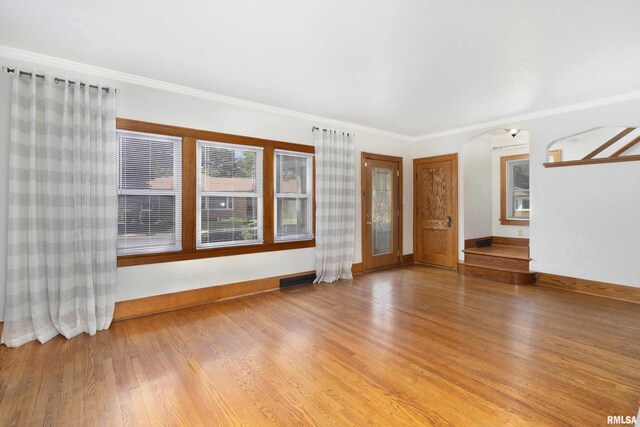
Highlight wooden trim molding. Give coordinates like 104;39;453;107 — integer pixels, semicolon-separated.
464;236;529;249
117;240;315;267
545;127;640;168
582;127;635;159
116;118;315;267
500;153;530;226
492;236;529;247
538;273;640;304
117;118;315;154
464;236;493;249
361;152;404;271
115;263;366;321
113;276;288;321
548;149;562;163
610;134;640;157
402;254;414;265
543;154;640;168
352;262;364;274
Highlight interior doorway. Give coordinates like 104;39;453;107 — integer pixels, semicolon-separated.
413;153;458;269
361;152;403;271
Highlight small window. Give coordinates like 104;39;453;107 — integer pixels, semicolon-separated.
117;131;182;254
197;141;263;247
500;154;529;225
275;150;314;241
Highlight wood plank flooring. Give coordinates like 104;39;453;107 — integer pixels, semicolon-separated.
1;265;639;426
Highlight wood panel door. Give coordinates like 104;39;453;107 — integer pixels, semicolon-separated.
362;153;402;271
414;154;458;268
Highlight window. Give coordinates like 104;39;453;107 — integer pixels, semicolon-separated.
117;131;182;254
275;150;314;241
116;118;315;267
197;141;263;247
500;153;529;225
204;196;233;211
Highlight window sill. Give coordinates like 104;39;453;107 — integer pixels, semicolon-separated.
499;218;530;226
117;239;315;267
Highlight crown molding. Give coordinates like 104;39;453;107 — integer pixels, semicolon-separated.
4;45;640;143
0;45;413;142
415;89;640;141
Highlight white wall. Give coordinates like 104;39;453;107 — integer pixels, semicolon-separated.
462;135;492;240
413;100;640;288
551;127;620;161
0;55;414;320
491;132;530;238
550;127;640;161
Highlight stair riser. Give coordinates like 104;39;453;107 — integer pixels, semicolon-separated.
464;252;529;271
459;264;537;285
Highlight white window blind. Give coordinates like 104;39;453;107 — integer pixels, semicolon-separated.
197;140;263;248
117;130;182;255
275;150;314;241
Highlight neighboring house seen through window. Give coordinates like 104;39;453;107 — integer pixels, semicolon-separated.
116;119;316;267
197;141;263;248
117;131;182;255
275;150;314;241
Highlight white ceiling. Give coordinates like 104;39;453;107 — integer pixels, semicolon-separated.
2;0;640;137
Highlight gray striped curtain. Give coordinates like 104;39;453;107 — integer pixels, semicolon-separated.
3;70;117;347
313;129;355;283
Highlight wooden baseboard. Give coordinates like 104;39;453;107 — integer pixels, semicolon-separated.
464;236;493;249
492;236;529;247
114;273;303;321
538;273;640;304
464;236;529;249
352;262;364;274
114;263;365;322
459;261;537;285
402;254;414;265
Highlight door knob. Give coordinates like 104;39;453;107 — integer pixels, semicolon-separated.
446;216;452;227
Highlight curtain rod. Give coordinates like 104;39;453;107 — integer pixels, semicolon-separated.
312;126;353;136
2;67;115;93
492;143;528;150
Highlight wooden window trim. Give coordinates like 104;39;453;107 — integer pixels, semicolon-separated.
547;149;562;163
500;153;530;226
116;118;315;267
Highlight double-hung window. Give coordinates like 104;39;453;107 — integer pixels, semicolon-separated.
117;131;182;254
116;118;315;266
197;141;263;247
500;153;530;225
275;150;314;241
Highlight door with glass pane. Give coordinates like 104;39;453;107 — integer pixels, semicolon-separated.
362;154;401;271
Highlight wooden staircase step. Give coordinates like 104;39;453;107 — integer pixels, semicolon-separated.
463;251;529;271
460;261;532;274
458;261;537;286
462;244;530;261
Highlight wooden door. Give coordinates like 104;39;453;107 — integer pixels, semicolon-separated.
414;154;458;268
362;153;402;271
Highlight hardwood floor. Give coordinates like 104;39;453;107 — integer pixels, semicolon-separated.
1;265;640;425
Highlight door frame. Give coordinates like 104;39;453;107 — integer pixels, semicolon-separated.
361;152;403;272
413;153;458;270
